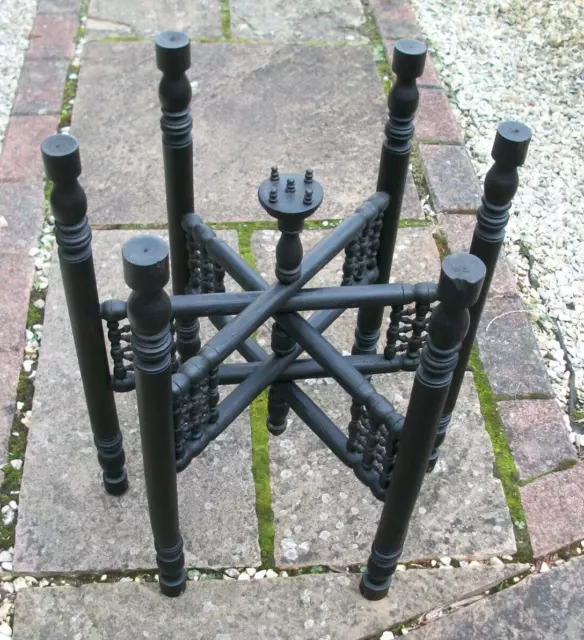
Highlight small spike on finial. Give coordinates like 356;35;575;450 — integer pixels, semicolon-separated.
270;166;280;181
286;178;296;193
269;187;278;203
304;168;314;183
303;188;313;205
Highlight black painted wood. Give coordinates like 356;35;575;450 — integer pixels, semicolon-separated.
41;32;531;601
41;135;128;496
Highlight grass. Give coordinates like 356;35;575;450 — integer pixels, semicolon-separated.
359;3;392;95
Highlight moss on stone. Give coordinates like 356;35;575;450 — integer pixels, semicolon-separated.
468;347;533;562
220;0;232;40
410;145;431;201
359;6;392;96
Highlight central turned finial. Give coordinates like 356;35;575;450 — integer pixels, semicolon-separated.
258;167;324;284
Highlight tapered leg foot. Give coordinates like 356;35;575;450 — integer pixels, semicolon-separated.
359;572;392;601
157;540;187;597
103;469;129;496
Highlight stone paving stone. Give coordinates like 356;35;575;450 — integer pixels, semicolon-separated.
497;399;577;481
415;89;462;143
419;144;482;214
28;14;78;60
441;213;517;298
252;228;515;567
402;170;423;219
14;229;260;573
38;0;81;13
71;42;397;224
369;0;422;39
13;565;527;639
87;0;222;38
230;0;366;43
0;115;58;182
0;182;44;468
387;40;441;87
410;556;584;639
477;295;553;397
520;462;584;557
12;58;70;116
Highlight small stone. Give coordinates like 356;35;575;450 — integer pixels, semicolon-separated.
224;568;239;579
430;560;437;567
0;601;12;619
0;564;11;572
0;552;12;564
9;460;22;471
513;576;520;583
440;557;451;566
13;577;28;591
396;565;406;572
40;579;49;587
223;575;235;581
502;555;513;561
540;562;550;573
254;570;267;580
469;561;482;567
118;577;132;583
8;503;17;511
187;570;200;579
1;583;13;594
279;571;289;578
459;560;469;568
237;573;251;581
554;559;565;566
245;568;256;577
0;622;11;637
33;299;45;309
0;217;7;229
266;569;278;578
381;632;395;640
100;575;107;581
489;557;504;567
16;403;24;413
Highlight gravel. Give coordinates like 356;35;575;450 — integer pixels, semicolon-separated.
0;0;37;149
411;0;584;418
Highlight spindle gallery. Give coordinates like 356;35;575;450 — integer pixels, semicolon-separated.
40;32;531;599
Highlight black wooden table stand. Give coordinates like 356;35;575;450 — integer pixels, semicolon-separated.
40;32;531;599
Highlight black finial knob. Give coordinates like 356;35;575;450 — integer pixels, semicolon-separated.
286;178;296;193
304;168;314;183
492;121;532;168
392;39;427;79
270;166;280;181
122;236;170;293
303;188;313;205
269;187;278;203
41;134;81;183
155;31;191;74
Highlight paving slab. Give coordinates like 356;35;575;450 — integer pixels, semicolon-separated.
12;58;70;116
497;399;577;481
0;182;44;467
520;462;584;557
369;0;422;39
230;0;367;43
71;42;408;224
410;556;584;639
13;565;527;639
477;295;553;397
252;228;515;566
14;229;261;573
415;89;462;143
28;14;78;60
87;0;222;38
419;144;482;214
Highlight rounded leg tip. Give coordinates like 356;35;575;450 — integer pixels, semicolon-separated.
267;419;286;436
103;469;129;496
159;572;187;597
359;573;391;601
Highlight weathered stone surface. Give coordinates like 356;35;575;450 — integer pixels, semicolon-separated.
0;183;44;467
252;228;515;566
442;213;517;297
71;42;394;224
14;229;260;573
477;295;553;397
520;462;584;557
13;58;70;115
37;0;81;13
411;556;584;639
87;0;222;37
28;14;78;59
369;0;422;39
419;144;482;214
0;116;58;182
402;170;423;219
230;0;366;43
415;89;462;143
497;399;577;481
13;565;527;639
